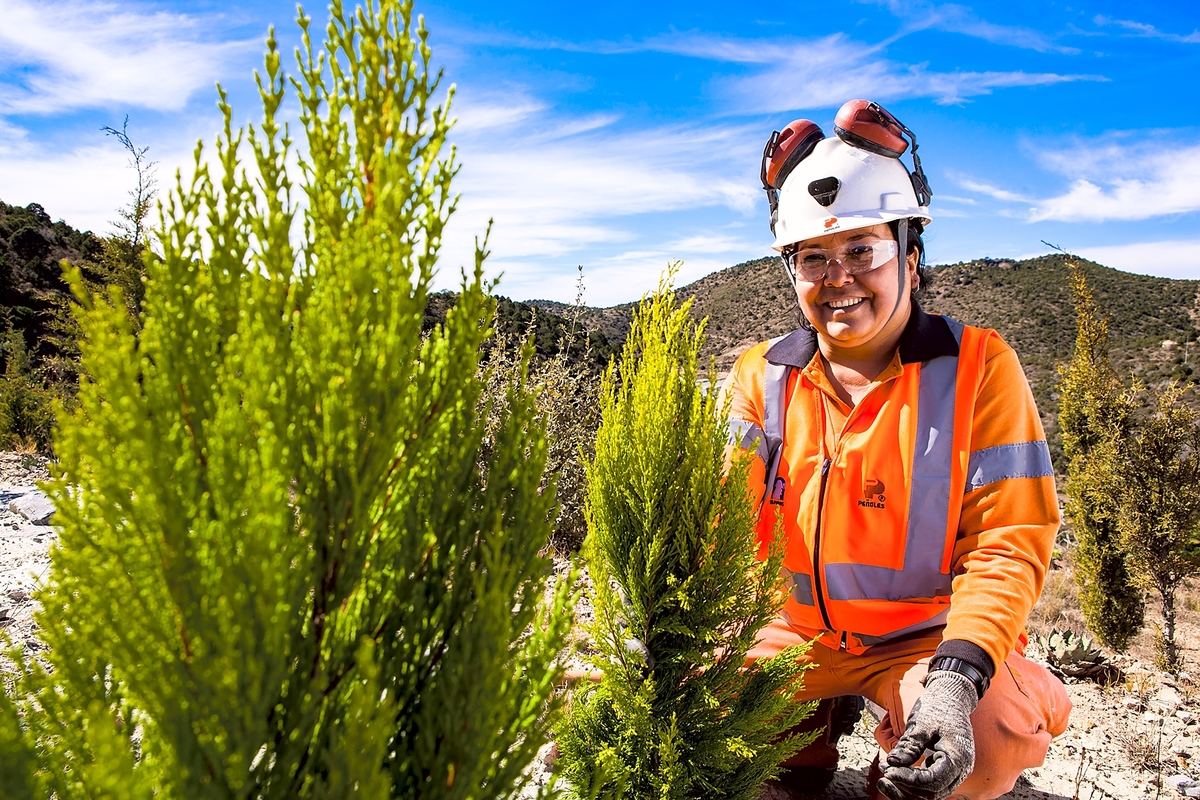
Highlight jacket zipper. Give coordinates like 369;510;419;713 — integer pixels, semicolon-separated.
812;457;834;633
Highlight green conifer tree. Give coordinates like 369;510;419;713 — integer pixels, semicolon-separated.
554;275;812;800
1114;387;1200;671
0;2;572;797
1059;259;1144;649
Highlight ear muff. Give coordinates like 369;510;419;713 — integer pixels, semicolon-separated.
833;99;933;207
833;99;907;158
761;120;825;233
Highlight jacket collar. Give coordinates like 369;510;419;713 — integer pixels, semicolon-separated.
764;304;959;369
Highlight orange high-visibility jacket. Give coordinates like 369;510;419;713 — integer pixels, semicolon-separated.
721;307;1059;672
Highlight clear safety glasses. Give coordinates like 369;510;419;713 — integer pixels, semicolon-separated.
782;239;899;283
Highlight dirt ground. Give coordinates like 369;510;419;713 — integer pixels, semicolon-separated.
3;454;1198;800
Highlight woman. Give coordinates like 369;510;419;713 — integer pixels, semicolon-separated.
724;100;1070;800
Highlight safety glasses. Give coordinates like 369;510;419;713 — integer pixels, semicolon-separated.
782;239;900;283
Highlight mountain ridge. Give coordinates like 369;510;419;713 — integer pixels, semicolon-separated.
532;254;1200;464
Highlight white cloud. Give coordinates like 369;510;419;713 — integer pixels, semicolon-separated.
652;33;1105;113
0;110;215;236
1076;239;1200;280
0;0;256;114
1094;16;1200;45
872;0;1079;53
1027;139;1200;222
437;88;769;302
951;176;1033;204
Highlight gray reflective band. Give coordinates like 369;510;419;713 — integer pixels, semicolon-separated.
825;354;958;602
761;350;792;510
943;316;965;345
787;570;815;606
967;441;1054;490
854;608;950;646
728;418;771;464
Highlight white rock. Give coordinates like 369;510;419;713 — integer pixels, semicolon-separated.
1167;774;1196;792
7;490;54;526
1156;687;1185;713
1185;786;1200;799
1180;711;1197;724
1145;712;1166;726
1126;697;1144;710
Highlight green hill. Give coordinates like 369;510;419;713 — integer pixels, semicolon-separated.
534;254;1200;467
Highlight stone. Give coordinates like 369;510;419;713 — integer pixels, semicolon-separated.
1126;697;1143;710
1145;712;1165;726
1180;711;1197;725
1185;786;1200;799
1155;686;1185;714
1168;775;1196;793
8;490;54;526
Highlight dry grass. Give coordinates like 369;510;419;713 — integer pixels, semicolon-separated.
1028;556;1088;640
1115;726;1162;772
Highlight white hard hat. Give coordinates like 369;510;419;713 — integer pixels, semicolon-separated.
760;100;933;251
772;137;931;251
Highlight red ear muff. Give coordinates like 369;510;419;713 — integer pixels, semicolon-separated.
765;120;825;190
833;99;907;158
761;119;825;234
833;99;933;207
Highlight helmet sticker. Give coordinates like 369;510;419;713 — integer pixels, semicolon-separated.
808;176;841;208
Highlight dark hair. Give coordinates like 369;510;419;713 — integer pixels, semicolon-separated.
889;218;928;299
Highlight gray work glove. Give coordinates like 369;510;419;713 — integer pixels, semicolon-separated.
876;670;978;800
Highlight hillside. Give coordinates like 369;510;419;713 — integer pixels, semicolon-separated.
0;201;104;372
534;254;1200;465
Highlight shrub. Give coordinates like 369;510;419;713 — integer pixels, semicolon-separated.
0;2;572;797
0;330;55;451
1114;387;1200;671
555;275;812;799
1059;259;1144;650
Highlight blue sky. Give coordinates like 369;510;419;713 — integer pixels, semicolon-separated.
1;0;1198;305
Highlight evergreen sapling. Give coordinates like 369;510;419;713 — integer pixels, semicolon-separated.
555;276;813;799
0;1;572;797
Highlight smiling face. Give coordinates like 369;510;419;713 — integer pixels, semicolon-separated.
788;223;919;358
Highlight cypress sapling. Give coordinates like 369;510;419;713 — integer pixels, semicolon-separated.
0;2;572;797
555;274;812;799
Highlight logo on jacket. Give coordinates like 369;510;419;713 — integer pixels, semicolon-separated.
858;478;886;509
770;477;786;505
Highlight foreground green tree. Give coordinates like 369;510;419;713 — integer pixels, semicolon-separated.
1059;258;1144;650
1116;388;1200;670
0;1;571;797
555;276;812;800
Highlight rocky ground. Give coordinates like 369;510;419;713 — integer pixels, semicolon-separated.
3;452;1198;800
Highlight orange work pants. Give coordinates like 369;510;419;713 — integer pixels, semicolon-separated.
747;617;1072;800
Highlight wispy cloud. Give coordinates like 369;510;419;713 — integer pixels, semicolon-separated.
950;175;1033;203
0;0;257;114
440;87;769;303
1026;137;1200;222
650;32;1105;112
1076;239;1200;280
1094;16;1200;45
870;0;1079;53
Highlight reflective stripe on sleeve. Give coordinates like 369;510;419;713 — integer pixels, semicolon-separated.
966;441;1054;491
727;418;771;464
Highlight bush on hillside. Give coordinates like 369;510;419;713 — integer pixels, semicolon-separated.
0;3;572;797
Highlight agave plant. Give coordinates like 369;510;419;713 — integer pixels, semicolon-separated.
1035;629;1119;682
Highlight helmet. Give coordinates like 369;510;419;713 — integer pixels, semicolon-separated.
761;99;933;251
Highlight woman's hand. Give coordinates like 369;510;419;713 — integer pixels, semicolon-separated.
876;669;978;800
